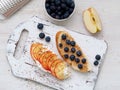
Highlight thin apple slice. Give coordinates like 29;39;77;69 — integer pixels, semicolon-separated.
41;51;52;70
48;54;57;69
55;61;70;80
50;59;62;77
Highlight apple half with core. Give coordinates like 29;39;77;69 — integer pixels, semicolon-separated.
83;7;102;33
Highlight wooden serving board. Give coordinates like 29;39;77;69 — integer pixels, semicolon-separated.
6;16;107;90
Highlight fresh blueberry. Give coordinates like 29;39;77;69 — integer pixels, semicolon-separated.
50;6;56;11
70;55;75;61
70;41;76;46
82;58;86;64
46;8;51;14
37;23;44;30
76;50;82;56
55;0;61;5
64;47;69;52
64;54;69;59
61;34;66;40
45;3;49;9
57;6;61;11
66;40;71;45
45;36;51;42
66;0;73;6
69;8;74;14
55;15;60;19
39;33;45;39
95;55;101;60
94;61;99;66
61;0;65;3
58;12;62;15
70;2;75;8
71;48;76;53
59;43;63;48
78;64;83;69
75;58;80;63
51;13;56;18
63;12;70;18
61;3;67;9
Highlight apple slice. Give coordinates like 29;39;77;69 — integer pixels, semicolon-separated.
83;7;102;33
30;43;43;60
48;54;57;69
41;51;52;70
55;62;66;80
50;60;62;77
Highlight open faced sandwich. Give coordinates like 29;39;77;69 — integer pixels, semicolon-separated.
56;31;91;72
30;43;70;80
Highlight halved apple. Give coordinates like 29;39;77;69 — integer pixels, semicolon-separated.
83;7;102;33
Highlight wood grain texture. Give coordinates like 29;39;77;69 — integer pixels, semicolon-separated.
0;0;120;90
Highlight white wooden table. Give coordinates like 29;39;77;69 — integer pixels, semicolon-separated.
0;0;120;90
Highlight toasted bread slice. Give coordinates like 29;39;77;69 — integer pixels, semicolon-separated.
56;31;90;72
30;43;70;80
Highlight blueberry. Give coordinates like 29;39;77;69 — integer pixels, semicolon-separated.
70;55;75;61
75;58;80;63
55;15;60;19
82;58;86;64
64;47;69;52
39;33;45;39
95;55;101;60
61;3;67;9
37;23;44;30
71;48;76;53
50;6;56;11
66;0;73;6
70;2;75;8
51;3;55;6
46;8;51;14
69;8;74;14
51;13;56;18
57;6;61;11
59;43;63;48
94;61;99;66
61;0;65;3
58;12;62;15
45;3;49;9
55;0;61;5
70;41;76;46
76;50;82;56
45;36;51;42
78;64;83;69
64;54;69;59
61;34;66;40
63;12;70;18
66;40;71;45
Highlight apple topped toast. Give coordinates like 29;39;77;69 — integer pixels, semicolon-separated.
30;43;70;80
56;31;91;72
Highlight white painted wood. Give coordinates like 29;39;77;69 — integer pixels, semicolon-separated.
6;16;107;90
0;0;120;90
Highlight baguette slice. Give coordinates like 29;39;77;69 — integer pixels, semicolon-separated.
56;31;91;72
30;43;70;80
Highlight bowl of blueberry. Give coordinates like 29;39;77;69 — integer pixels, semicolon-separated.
45;0;75;21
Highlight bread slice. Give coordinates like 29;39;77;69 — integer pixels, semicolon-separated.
30;43;70;80
56;31;91;72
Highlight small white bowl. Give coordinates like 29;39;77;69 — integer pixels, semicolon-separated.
44;0;75;21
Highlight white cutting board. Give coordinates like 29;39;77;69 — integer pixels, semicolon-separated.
6;16;107;90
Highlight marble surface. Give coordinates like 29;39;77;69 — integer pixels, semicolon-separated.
0;0;120;90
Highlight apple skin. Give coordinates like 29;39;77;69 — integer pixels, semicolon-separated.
83;7;102;33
